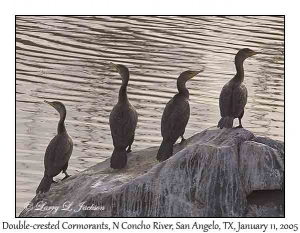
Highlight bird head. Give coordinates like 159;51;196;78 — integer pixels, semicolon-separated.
236;48;257;61
110;62;130;85
178;69;204;83
44;100;66;116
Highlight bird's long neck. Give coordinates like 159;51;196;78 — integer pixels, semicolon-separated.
118;74;129;104
57;109;66;134
234;56;245;83
177;79;189;98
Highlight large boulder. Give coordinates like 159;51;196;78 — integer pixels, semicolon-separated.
19;128;284;217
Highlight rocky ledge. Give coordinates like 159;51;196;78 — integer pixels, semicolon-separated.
19;127;284;217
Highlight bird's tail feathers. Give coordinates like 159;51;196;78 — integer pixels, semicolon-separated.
217;116;234;129
36;175;53;194
157;141;173;162
110;148;127;169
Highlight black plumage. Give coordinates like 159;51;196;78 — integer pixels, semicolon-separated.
157;70;202;162
109;63;138;169
218;48;256;129
36;101;73;194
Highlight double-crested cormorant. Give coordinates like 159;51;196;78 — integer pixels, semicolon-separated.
36;101;73;194
156;70;202;162
109;63;138;169
218;48;256;129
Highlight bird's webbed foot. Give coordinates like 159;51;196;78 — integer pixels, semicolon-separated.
235;125;243;129
62;175;70;181
62;171;70;181
180;136;186;144
126;145;132;153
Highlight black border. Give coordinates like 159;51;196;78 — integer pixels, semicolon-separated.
15;15;285;219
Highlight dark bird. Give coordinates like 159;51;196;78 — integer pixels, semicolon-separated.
109;63;138;169
218;48;257;129
157;70;202;162
36;101;73;194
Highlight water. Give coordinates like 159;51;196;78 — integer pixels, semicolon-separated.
16;16;284;215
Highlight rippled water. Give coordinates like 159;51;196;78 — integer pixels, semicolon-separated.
16;16;284;215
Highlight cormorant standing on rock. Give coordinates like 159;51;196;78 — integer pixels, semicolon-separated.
157;70;202;162
36;101;73;194
109;63;138;169
218;48;257;129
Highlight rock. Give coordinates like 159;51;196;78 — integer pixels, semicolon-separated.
19;127;284;217
252;137;284;161
246;190;284;217
240;141;284;194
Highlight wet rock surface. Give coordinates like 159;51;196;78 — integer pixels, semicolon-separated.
19;127;284;217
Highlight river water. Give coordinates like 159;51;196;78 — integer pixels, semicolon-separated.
16;16;284;215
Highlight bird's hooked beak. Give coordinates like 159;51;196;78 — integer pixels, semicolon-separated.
189;69;204;79
44;100;59;112
44;100;53;107
45;100;58;113
248;50;257;57
110;62;119;72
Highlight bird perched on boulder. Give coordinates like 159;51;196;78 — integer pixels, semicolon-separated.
218;48;257;129
157;70;202;162
109;63;138;169
36;101;73;194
